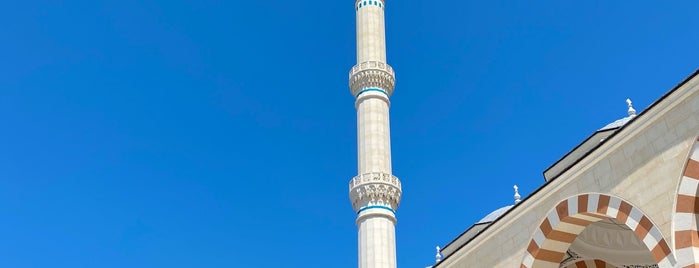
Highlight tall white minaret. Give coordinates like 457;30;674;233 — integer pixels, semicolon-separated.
348;1;401;268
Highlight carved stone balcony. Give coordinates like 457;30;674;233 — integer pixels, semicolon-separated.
349;172;402;212
349;61;396;97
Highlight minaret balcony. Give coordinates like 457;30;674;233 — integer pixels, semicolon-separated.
349;61;396;97
349;172;402;212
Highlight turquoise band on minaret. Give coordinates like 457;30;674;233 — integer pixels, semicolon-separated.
357;205;395;214
355;87;389;98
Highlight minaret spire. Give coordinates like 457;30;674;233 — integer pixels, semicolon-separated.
348;1;401;268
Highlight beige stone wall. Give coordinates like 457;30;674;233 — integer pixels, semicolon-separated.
437;73;699;268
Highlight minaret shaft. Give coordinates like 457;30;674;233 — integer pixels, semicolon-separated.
356;2;387;63
349;1;401;268
357;98;392;174
358;216;397;267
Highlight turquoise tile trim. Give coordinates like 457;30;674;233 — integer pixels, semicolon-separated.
357;205;395;214
356;0;383;10
355;87;388;97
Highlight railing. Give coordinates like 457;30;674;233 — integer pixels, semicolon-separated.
349;172;401;190
349;61;395;79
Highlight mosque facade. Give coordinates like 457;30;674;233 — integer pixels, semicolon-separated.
434;71;699;268
346;1;699;267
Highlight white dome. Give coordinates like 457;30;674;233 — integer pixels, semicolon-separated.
599;115;634;131
477;205;513;224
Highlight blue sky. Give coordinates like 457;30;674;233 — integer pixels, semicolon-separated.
1;1;698;267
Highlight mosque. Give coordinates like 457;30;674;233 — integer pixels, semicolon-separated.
346;1;699;267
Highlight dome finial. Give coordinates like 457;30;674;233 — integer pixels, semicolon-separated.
514;185;521;204
627;98;637;117
435;246;442;263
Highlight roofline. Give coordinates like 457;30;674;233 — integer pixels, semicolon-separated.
542;127;617;181
440;222;490;254
542;68;699;182
433;68;699;267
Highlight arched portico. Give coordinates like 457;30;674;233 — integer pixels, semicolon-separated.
673;137;699;267
521;194;676;268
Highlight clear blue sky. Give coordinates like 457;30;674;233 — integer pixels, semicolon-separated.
1;1;698;267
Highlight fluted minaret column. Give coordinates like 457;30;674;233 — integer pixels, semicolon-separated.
348;1;401;268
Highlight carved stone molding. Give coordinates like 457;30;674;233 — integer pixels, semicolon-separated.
349;61;396;97
349;172;402;212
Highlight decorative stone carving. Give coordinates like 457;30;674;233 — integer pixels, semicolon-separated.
349;61;396;97
349;172;402;212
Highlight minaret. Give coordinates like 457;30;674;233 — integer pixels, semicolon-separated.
348;1;401;268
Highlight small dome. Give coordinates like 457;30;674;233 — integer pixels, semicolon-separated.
599;116;634;131
477;205;513;224
600;99;637;131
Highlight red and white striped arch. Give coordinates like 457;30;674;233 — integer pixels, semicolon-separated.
562;259;615;268
521;194;676;268
674;137;699;268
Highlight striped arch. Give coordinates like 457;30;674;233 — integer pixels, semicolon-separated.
674;137;699;267
563;259;616;268
521;194;676;268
